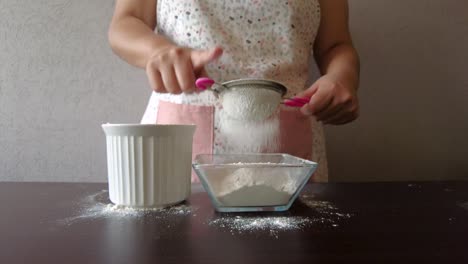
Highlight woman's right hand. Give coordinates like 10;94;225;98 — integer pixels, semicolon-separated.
145;46;223;94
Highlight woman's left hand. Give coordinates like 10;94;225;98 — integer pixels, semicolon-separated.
299;74;359;125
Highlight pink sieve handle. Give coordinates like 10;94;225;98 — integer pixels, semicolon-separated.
195;77;216;90
283;97;310;107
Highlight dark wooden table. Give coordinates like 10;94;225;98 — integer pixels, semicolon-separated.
1;182;467;264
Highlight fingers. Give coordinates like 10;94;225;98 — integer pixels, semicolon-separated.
314;100;342;121
174;58;196;93
191;46;223;70
315;95;359;124
146;46;222;94
296;82;319;99
147;64;182;94
146;67;164;93
300;77;359;125
300;85;333;116
323;105;359;125
160;66;182;94
198;68;209;78
148;65;193;94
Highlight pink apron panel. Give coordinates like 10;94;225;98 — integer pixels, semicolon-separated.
156;101;315;182
278;108;315;180
279;108;313;160
156;100;214;183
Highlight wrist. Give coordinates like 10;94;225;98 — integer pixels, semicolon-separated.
327;68;359;90
319;44;360;91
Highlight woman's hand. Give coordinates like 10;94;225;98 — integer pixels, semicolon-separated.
108;0;222;93
299;0;359;125
145;46;223;94
299;74;359;125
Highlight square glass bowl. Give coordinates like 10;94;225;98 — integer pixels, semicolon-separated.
192;154;318;212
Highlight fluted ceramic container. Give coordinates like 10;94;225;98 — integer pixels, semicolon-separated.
102;124;196;208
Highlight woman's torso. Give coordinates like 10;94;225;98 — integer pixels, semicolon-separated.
154;0;321;104
141;0;328;182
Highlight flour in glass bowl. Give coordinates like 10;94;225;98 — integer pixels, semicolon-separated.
207;165;300;207
218;184;292;206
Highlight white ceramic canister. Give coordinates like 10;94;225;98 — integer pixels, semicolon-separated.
102;124;196;208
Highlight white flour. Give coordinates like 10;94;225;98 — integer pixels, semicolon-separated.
57;190;194;225
298;194;353;224
217;87;281;153
218;185;291;206
221;88;281;121
209;194;354;237
210;216;312;237
460;201;468;211
204;165;301;207
218;116;280;153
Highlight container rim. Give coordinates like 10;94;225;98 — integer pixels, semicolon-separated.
102;123;196;128
102;123;196;136
192;153;318;168
221;78;288;96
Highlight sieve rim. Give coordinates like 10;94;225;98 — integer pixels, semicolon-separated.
221;78;287;96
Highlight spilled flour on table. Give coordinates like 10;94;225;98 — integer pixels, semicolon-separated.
459;201;468;211
210;216;311;237
57;190;194;226
298;194;353;226
209;193;354;237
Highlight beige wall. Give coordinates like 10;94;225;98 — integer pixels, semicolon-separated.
326;0;468;181
0;1;467;182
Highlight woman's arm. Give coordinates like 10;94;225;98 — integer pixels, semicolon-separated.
108;0;222;93
108;0;169;68
300;0;360;125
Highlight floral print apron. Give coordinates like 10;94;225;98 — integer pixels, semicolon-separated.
141;0;328;182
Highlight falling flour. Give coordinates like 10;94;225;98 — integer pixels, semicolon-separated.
221;87;282;121
217;88;282;153
218;116;280;153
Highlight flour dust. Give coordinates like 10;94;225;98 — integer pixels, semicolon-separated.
216;88;282;154
210;216;312;238
209;193;354;237
57;190;194;226
218;185;291;206
202;164;304;207
218;114;280;153
459;201;468;211
221;87;282;121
